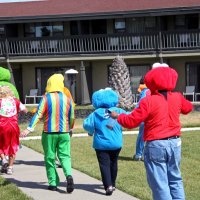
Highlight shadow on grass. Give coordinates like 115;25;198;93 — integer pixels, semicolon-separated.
5;178;105;195
118;156;134;161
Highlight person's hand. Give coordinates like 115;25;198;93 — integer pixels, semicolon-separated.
20;129;30;138
110;111;119;119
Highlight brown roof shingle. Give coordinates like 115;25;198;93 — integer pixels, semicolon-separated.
0;0;200;19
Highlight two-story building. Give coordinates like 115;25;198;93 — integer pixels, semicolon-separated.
0;0;200;104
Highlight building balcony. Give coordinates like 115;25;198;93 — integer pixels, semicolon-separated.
0;30;200;59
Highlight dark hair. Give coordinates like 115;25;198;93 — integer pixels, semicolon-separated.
140;76;145;84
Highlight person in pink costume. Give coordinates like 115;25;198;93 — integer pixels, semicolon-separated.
0;86;27;175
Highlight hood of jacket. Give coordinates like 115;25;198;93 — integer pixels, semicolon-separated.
0;67;11;82
45;74;64;93
92;88;118;109
144;64;178;92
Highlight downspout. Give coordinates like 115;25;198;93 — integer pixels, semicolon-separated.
159;31;163;64
80;61;91;105
158;17;163;64
5;38;16;86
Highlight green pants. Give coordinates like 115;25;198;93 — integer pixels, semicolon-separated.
42;132;71;186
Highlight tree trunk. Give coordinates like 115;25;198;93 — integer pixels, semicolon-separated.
108;56;134;110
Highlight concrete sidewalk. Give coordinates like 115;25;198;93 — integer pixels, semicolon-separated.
1;145;139;200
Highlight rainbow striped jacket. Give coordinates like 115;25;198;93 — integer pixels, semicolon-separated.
28;92;74;133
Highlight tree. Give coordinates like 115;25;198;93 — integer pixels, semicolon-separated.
108;55;134;110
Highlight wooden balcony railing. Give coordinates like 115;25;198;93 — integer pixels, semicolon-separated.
0;30;200;57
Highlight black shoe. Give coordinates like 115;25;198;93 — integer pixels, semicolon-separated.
1;163;8;173
56;163;62;168
106;186;113;196
48;185;57;191
66;175;74;193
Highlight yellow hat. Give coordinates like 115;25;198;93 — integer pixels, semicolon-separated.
45;74;64;93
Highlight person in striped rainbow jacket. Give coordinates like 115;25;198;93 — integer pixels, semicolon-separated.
21;74;75;193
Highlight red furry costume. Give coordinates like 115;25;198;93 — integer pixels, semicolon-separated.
113;63;193;200
117;65;192;141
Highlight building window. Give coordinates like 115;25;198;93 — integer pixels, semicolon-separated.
36;22;52;37
24;22;64;37
129;65;151;94
24;23;35;37
0;25;5;38
145;17;156;32
175;15;185;30
114;19;126;33
186;63;200;93
175;14;199;30
187;14;199;29
52;22;64;36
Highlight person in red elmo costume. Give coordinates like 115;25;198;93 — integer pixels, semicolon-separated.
111;63;193;200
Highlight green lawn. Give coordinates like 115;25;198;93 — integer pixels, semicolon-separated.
0;177;33;200
21;131;200;200
19;111;200;136
1;110;200;200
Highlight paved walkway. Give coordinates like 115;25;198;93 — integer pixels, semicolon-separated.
2;128;199;199
1;145;139;200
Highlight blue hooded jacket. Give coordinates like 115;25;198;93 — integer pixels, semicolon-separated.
83;88;127;150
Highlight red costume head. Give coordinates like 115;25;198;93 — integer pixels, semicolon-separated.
144;63;178;93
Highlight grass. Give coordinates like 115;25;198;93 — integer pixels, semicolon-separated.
19;111;200;137
21;131;200;200
0;177;33;200
1;110;200;200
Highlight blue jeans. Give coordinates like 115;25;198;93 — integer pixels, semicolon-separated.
144;138;185;200
135;122;145;158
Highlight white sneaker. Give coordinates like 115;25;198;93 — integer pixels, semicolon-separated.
6;166;13;175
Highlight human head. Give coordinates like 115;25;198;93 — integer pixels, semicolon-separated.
137;76;147;93
45;74;64;93
0;85;14;98
145;63;178;92
0;66;19;99
92;88;119;109
139;76;145;84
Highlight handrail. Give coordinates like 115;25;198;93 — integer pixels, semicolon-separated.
0;30;200;57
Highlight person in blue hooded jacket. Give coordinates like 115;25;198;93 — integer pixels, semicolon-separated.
83;88;127;196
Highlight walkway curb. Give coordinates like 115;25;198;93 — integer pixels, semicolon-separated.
20;127;200;141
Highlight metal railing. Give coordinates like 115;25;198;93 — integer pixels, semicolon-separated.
0;30;200;57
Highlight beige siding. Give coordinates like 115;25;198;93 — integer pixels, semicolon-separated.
19;56;200;104
92;61;109;91
22;64;36;99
